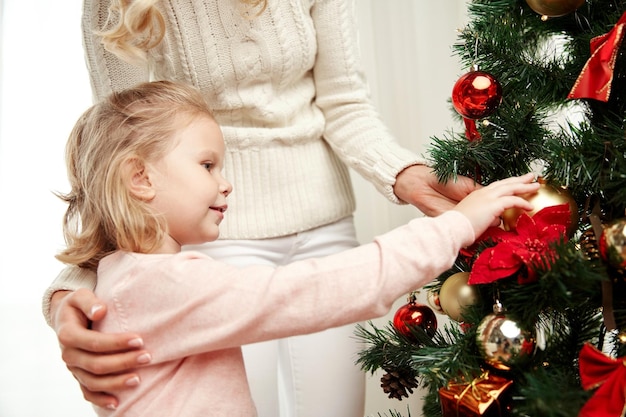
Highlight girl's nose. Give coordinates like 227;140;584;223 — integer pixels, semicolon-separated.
220;179;233;196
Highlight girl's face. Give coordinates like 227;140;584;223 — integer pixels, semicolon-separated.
148;115;232;252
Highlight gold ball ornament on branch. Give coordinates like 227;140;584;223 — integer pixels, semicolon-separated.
438;272;480;322
599;218;626;270
501;178;578;236
525;0;585;18
476;312;537;371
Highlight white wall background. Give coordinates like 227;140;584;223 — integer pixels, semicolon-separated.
0;1;467;416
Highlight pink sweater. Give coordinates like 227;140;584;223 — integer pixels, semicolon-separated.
93;211;475;416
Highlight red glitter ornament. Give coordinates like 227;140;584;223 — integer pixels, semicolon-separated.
393;298;437;340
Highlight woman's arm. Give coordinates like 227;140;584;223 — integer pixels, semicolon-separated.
311;0;424;201
43;265;97;325
311;0;479;214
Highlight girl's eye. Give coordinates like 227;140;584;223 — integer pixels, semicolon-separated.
202;163;213;171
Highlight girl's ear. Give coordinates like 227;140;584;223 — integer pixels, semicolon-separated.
123;157;156;201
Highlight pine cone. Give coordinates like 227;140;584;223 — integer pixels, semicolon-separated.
380;368;419;400
580;227;601;261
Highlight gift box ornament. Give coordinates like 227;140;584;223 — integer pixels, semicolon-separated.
439;372;513;417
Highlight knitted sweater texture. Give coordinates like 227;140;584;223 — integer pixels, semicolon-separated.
82;0;424;240
91;211;475;417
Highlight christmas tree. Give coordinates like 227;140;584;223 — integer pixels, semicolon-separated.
356;1;626;416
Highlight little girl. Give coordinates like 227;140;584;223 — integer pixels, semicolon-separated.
56;80;539;416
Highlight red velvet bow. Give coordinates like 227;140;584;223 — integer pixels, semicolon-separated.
568;11;626;102
578;343;626;417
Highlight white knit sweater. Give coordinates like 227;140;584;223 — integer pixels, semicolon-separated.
82;0;424;239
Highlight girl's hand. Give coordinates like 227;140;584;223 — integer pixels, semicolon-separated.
51;288;151;410
452;173;539;237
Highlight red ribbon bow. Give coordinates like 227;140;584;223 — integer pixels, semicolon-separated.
567;12;626;102
568;11;626;102
578;343;626;417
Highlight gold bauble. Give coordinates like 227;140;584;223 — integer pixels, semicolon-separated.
501;180;578;236
476;313;536;371
525;0;585;17
438;272;480;322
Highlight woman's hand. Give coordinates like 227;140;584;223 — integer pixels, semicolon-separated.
393;165;482;216
51;289;152;410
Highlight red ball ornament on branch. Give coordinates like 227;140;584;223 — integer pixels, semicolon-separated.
393;295;437;340
452;70;502;141
452;70;502;120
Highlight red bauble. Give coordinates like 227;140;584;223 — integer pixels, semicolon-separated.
452;70;503;120
393;302;437;340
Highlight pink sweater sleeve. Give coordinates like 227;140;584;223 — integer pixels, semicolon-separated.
95;210;474;363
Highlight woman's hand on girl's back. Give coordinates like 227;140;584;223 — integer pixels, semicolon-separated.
51;288;151;409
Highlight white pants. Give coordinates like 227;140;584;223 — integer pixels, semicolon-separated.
184;216;366;417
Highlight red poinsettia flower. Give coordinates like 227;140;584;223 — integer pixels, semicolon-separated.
468;203;571;285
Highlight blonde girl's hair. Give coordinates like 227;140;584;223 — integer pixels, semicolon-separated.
99;0;268;65
56;80;214;270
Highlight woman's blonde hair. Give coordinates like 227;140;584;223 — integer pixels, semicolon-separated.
99;0;268;64
56;80;214;270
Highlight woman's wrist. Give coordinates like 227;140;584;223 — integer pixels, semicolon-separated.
49;290;72;330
